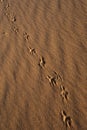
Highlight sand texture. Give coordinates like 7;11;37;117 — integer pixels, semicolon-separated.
0;0;87;130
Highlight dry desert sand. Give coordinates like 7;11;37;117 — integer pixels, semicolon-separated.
0;0;87;130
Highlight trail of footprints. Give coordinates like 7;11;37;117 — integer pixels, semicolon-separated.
1;1;73;129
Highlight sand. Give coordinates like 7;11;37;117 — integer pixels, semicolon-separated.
0;0;87;130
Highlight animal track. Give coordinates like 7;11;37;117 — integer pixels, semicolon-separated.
60;85;65;90
27;47;36;55
46;75;56;86
6;13;16;22
4;3;15;22
53;71;63;81
23;32;29;41
46;71;62;87
10;16;16;22
2;5;71;129
12;25;19;33
38;56;45;68
61;110;72;128
60;85;68;102
52;71;59;80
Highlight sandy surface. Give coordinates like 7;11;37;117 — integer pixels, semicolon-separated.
0;0;87;130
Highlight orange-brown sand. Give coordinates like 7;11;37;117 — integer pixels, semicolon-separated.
0;0;87;130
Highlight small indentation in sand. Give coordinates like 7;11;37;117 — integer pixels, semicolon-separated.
28;47;36;55
46;75;57;87
12;26;19;33
23;32;30;41
60;85;68;102
61;110;72;128
38;56;45;68
10;16;16;22
2;32;9;37
46;71;62;87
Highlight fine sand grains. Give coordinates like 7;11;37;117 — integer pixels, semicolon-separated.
0;0;87;130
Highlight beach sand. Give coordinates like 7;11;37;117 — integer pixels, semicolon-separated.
0;0;87;130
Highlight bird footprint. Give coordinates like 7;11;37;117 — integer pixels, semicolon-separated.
60;85;68;102
23;32;29;41
38;56;45;68
27;47;36;55
61;110;72;128
46;75;56;87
